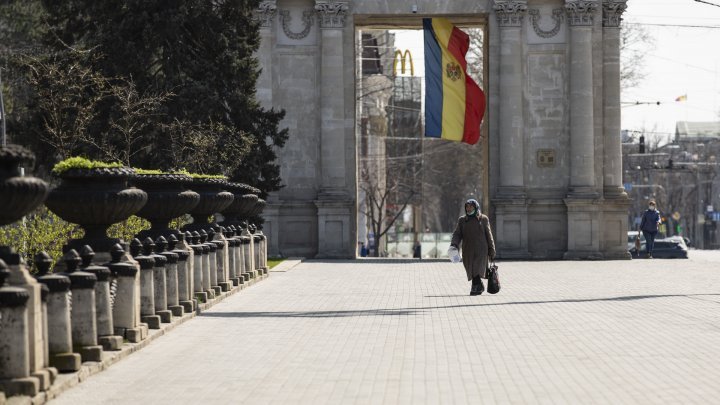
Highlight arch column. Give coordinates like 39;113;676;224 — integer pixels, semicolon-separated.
492;0;530;259
255;1;276;109
314;1;354;258
566;0;598;197
564;0;602;259
602;0;627;197
601;0;632;259
254;1;281;258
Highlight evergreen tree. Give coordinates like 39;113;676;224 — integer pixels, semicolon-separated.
41;0;287;196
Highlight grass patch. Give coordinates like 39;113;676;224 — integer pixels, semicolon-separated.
189;173;227;180
134;168;166;175
52;157;123;174
267;258;285;269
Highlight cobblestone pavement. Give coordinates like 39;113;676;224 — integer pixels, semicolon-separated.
49;251;720;405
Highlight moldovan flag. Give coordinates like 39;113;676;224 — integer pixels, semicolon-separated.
423;18;485;145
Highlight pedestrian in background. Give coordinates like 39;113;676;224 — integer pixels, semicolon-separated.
451;199;496;295
639;200;662;259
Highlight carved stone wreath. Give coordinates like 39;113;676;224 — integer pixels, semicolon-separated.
279;9;315;40
528;8;564;38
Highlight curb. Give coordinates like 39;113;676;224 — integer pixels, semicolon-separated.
268;258;304;273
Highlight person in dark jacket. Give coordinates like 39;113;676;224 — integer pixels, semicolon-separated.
639;200;662;258
451;199;496;295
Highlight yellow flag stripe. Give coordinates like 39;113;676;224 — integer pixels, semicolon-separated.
432;18;466;142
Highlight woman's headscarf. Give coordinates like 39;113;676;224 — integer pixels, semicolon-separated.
465;198;480;218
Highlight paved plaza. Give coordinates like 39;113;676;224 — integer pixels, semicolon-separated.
48;252;720;404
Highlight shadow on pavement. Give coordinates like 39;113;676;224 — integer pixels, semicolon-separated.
199;293;720;319
200;308;426;318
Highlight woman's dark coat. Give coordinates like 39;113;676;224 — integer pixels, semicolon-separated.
451;214;496;280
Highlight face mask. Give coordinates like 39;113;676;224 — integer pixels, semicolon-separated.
649;206;655;211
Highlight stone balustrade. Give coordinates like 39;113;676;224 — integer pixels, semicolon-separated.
0;144;269;402
78;246;124;352
62;249;104;363
170;233;195;313
34;254;80;373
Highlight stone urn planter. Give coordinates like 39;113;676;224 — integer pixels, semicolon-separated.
220;182;260;227
182;178;233;232
45;167;147;252
0;145;49;227
248;198;267;223
132;173;200;240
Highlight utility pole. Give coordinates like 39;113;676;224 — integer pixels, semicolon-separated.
695;167;704;249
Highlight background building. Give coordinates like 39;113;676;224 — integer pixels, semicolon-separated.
623;122;720;249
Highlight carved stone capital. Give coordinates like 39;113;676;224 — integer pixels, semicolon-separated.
255;1;277;29
493;1;528;28
565;0;598;27
314;1;349;29
602;0;627;28
528;8;564;38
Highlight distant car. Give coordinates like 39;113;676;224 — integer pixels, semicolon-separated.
629;236;689;259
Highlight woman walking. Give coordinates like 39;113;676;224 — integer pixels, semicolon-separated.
450;199;496;295
639;200;662;258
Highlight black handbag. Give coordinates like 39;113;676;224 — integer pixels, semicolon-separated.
487;262;500;294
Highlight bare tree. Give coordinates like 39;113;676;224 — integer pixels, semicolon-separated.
22;51;112;159
163;118;253;175
465;27;484;86
98;81;173;165
359;167;419;257
621;23;655;90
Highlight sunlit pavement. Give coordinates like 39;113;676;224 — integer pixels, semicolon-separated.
50;251;720;404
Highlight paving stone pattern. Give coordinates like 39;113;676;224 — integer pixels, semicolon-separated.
49;252;720;404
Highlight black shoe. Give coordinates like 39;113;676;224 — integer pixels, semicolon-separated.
470;278;484;296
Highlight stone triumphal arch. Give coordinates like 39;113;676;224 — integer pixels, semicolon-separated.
257;0;631;260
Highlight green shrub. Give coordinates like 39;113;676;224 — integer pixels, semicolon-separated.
52;156;123;174
168;215;192;230
107;215;150;243
188;173;226;180
0;206;82;272
133;168;166;175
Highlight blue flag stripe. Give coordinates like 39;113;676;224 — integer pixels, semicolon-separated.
423;18;443;138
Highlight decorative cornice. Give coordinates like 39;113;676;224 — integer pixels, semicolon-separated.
602;0;627;28
565;1;598;27
314;1;349;29
493;1;528;28
528;8;564;38
255;1;277;28
279;9;315;40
